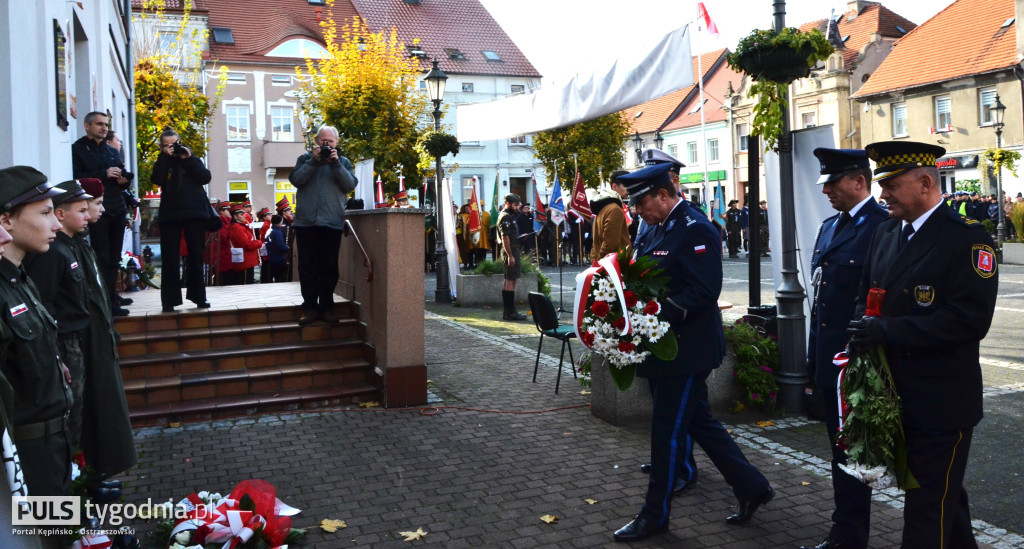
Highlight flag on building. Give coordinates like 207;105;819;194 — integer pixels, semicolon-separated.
698;2;718;35
468;179;481;234
548;174;566;226
569;169;592;219
489;170;500;221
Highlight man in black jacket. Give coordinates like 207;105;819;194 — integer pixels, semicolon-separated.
71;111;130;316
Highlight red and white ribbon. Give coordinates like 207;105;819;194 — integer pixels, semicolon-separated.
72;534;111;549
834;350;850;436
573;253;631;345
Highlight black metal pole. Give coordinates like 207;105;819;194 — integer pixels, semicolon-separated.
433;102;451;303
773;0;809;413
748;134;761;307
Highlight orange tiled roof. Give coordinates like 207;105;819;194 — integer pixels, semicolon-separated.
622;49;727;133
798;2;916;71
854;0;1017;98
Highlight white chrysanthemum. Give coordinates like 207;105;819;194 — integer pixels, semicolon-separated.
838;463;894;490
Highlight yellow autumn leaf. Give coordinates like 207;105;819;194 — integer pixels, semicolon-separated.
579;390;591;395
584;499;598;505
801;481;811;486
168;422;182;428
359;401;380;408
398;527;428;541
539;514;558;524
320;518;347;532
756;420;775;428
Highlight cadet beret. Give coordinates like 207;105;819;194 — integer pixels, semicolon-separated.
53;180;93;206
505;193;521;204
812;148;870;185
0;166;62;214
256;207;271;218
618;163;674;207
275;197;292;212
79;178;104;199
642;149;686;173
865;141;946;183
393;191;409;202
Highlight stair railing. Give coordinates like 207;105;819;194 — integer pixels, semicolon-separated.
343;219;373;282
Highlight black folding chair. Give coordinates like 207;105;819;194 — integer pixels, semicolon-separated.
528;292;577;393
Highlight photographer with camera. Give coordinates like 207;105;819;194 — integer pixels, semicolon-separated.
72;111;134;316
288;125;357;325
152;129;213;313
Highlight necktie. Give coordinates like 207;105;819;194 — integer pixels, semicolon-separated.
899;223;915;251
834;212;852;234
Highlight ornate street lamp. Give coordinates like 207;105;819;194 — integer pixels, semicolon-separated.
424;59;451;303
632;131;644;165
654;130;664;150
991;93;1008;250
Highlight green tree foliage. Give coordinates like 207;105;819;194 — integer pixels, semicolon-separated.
132;0;225;193
298;9;431;194
532;113;630;189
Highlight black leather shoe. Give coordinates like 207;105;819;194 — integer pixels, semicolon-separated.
671;476;695;496
192;300;211;308
99;480;122;490
503;311;527;321
726;487;774;525
613;515;668;542
640;463;651;474
88;486;122;504
298;312;320;325
116;295;134;306
800;540;853;549
112;307;130;317
162;305;176;313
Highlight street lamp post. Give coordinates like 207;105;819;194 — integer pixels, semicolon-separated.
992;93;1008;251
424;59;450;303
654;130;664;150
633;132;644;165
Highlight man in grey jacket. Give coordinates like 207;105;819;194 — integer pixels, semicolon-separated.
289;125;358;324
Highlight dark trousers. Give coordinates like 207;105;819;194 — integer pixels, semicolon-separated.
57;335;86;451
820;384;872;548
647;381;698;484
221;270;244;286
266;262;288;283
159;220;207;307
295;226;343;313
726;226;741;257
90;215;125;304
902;427;977;549
642;372;770;524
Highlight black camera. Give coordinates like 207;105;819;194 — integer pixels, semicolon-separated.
172;141;187;156
122;171;135;182
319;143;333;160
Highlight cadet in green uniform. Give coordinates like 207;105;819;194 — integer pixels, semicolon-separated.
496;194;527;321
24;181;93;451
75;178;136;481
0;166;72;549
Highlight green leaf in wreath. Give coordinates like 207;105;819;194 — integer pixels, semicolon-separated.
608;363;636;391
239;493;255;512
646;331;678;361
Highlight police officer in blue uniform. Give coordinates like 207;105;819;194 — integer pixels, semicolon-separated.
800;149;888;549
612;163;773;542
848;141;998;548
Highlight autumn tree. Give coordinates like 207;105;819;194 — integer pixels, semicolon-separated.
132;0;225;192
532;113;631;189
298;10;431;193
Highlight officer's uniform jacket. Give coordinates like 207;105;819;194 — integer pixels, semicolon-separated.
807;198;888;388
855;202;998;430
24;232;92;335
496;210;520;253
634;200;725;378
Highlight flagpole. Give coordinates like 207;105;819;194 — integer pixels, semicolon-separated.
695;8;711;219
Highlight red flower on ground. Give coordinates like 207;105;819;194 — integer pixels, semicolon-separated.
591;300;610;318
624;290;639;308
618;341;635;353
865;287;886;317
643;300;660;315
612;317;627;331
582;331;595;346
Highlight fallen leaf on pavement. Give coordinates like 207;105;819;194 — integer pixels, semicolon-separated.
801;481;811;486
584;499;598;505
168;422;182;428
579;390;591;395
756;420;775;428
359;401;380;408
320;518;347;532
539;515;558;524
398;527;428;541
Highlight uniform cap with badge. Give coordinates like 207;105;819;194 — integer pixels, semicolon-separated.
256;207;271;218
275;197;292;213
52;180;94;206
812;148;870;185
865;141;945;182
618;162;675;206
642;149;686;173
0;166;62;214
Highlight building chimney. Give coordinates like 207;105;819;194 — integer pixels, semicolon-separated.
402;0;421;4
847;0;869;15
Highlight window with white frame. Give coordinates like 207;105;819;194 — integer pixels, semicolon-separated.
270;106;293;141
892;103;908;137
462;82;474;93
226;105;250;141
227;181;251;203
509;135;527;145
271;75;291;86
934;95;952;130
686;141;698;164
979;87;997;125
226;72;246;84
707;138;719;163
461;175;481;204
668;144;678;158
511;84;525;95
802;112;816;128
737;123;749;152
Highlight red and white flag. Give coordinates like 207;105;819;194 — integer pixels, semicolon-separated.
698;2;718;35
569;169;592;220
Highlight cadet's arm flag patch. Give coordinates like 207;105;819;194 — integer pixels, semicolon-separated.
9;303;27;317
972;244;996;278
694;245;707;254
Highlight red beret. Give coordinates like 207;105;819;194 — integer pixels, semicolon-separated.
79;178;104;198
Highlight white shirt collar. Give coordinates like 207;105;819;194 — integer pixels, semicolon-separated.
846;195;873;218
902;197;945;239
661;199;683;227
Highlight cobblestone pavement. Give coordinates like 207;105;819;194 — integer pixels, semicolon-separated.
118;300;1024;548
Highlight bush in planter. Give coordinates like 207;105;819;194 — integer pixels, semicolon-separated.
1010;202;1024;242
723;318;780;411
473;258;551;295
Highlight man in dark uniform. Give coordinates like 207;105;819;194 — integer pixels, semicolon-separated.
721;199;742;258
800;149;888;549
276;198;294;281
848;141;998;549
496;194;527;321
612;163;774;542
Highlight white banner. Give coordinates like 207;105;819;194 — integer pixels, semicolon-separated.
763;125;837;339
353;158;375;209
440;178;460;299
456;25;694;141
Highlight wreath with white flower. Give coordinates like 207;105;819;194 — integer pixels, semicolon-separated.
573;251;678;390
